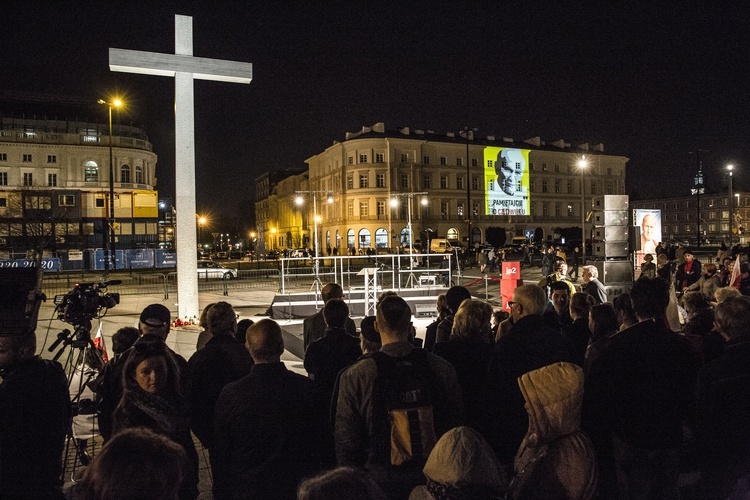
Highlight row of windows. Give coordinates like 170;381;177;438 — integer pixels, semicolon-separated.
347;153;481;167
0;194;107;209
0;162;146;185
0;153;58;163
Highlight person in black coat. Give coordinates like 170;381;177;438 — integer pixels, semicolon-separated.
483;284;576;464
433;299;494;430
213;319;321;499
583;276;700;499
696;296;750;497
563;292;595;367
675;249;702;292
113;340;199;499
188;302;253;461
0;332;70;499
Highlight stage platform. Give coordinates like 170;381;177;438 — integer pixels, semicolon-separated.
271;286;449;359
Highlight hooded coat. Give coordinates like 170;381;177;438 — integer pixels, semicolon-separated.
409;426;507;500
508;362;597;499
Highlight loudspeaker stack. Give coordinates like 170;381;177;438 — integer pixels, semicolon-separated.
590;195;633;300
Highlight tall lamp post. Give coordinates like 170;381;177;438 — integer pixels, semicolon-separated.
390;191;428;288
98;98;122;274
578;156;589;266
295;190;333;292
728;164;734;247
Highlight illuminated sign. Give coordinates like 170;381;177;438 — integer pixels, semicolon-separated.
483;147;530;216
634;209;662;266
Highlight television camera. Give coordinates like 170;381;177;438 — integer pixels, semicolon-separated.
54;280;120;326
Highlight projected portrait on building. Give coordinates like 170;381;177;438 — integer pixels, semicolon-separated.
483;147;530;216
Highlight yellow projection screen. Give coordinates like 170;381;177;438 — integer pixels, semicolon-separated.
483;147;531;216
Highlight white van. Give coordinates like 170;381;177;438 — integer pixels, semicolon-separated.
430;238;463;253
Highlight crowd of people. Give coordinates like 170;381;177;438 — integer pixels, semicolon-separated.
2;242;750;498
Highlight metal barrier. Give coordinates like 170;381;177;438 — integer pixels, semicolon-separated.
278;253;456;294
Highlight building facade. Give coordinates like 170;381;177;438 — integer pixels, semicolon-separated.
257;123;628;252
632;191;748;245
0;115;159;258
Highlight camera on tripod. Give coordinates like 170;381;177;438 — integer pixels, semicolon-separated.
54;280;121;326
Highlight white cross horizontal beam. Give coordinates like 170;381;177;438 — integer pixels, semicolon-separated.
109;48;252;84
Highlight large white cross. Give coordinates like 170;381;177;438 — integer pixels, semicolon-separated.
109;14;252;319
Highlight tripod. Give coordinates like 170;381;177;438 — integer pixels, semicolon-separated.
50;320;105;482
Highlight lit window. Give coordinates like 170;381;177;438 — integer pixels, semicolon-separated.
359;202;369;217
347;176;354;189
85;161;99;182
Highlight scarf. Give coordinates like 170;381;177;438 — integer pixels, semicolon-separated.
118;388;189;437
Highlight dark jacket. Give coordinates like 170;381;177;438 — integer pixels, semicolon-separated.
582;278;607;305
676;259;702;291
483;314;576;464
187;333;253;449
563;317;592;367
583;319;699;451
212;362;320;500
302;310;356;351
432;335;493;429
0;357;70;499
696;335;750;495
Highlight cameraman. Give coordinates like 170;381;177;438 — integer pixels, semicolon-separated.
0;332;70;498
94;304;190;441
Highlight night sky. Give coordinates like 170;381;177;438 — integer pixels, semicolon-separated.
3;2;750;225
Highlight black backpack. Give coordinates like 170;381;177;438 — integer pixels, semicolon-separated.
367;349;444;467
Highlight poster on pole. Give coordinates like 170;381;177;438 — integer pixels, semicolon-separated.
634;209;662;266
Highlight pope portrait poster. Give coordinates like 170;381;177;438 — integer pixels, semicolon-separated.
483;147;531;216
635;209;662;266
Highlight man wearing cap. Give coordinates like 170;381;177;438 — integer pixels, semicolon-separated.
676;249;702;292
95;303;191;441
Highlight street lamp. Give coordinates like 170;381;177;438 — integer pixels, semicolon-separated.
197;216;207;248
391;191;428;287
295;190;333;292
578;156;589;267
728;164;734;247
98;97;122;274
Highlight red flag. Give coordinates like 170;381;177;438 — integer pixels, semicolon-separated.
94;323;109;363
730;254;742;289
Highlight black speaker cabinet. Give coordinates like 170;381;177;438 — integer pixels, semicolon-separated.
592;210;628;227
593;260;634;284
592;240;629;258
592;195;629;211
593;225;628;242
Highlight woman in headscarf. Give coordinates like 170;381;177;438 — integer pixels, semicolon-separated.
112;341;199;499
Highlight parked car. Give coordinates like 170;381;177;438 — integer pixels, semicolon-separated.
289;248;309;258
197;260;236;279
215;251;229;259
266;250;280;260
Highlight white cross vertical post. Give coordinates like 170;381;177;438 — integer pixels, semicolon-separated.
108;14;252;319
